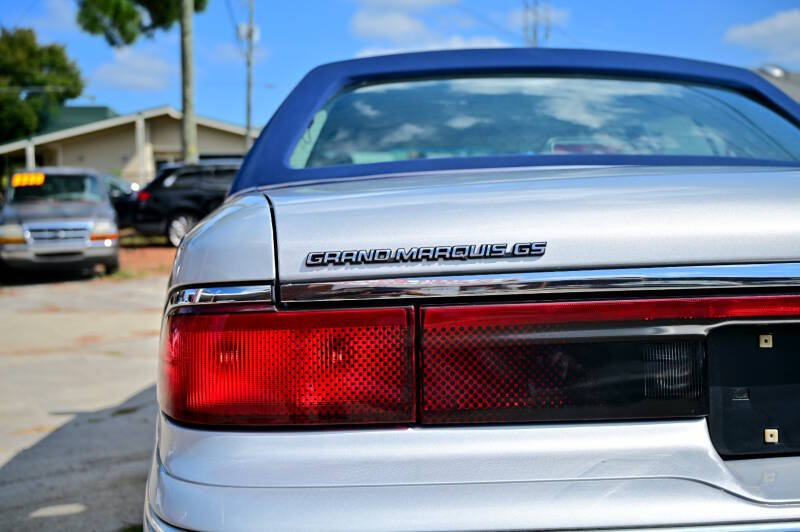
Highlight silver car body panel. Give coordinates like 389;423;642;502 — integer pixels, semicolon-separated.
153;165;800;530
169;193;275;289
264;165;800;283
168;166;800;292
148;414;800;531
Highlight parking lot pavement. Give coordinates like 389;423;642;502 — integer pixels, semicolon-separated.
0;274;167;531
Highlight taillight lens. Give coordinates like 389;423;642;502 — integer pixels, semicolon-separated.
159;294;800;427
160;307;415;426
420;296;800;424
423;296;800;328
137;190;151;202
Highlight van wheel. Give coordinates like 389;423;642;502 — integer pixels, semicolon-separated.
167;213;198;247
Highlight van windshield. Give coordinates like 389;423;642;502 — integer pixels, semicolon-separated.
8;173;104;203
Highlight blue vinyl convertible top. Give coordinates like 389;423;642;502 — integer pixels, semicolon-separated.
232;48;800;193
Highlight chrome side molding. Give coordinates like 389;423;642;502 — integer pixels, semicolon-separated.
281;262;800;303
168;284;272;310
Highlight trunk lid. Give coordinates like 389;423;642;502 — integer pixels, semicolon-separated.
266;165;800;283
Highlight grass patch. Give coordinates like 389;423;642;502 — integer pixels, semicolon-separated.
120;233;168;247
106;269;137;281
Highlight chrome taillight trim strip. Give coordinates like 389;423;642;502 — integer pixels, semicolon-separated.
280;262;800;303
167;284;273;311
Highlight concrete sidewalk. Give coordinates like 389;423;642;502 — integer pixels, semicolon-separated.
0;274;166;531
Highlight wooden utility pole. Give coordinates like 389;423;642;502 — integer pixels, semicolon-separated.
245;0;254;150
180;0;199;163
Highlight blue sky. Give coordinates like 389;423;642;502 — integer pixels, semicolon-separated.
5;0;800;128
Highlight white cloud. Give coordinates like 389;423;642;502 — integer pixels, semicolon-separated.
438;35;510;49
355;0;457;11
356;35;510;57
724;9;800;65
209;42;269;64
438;13;476;30
380;123;431;145
355;80;436;92
30;0;79;33
350;0;510;58
354;101;380;117
93;47;177;91
446;115;489;129
447;78;674;129
351;10;429;42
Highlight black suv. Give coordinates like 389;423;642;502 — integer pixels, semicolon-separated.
134;159;241;246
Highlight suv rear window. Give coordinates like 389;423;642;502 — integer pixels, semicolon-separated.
289;76;800;168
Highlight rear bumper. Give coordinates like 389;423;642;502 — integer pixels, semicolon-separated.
146;414;800;531
0;242;117;270
144;501;183;532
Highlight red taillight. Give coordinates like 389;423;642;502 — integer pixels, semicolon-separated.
422;295;800;328
420;296;800;424
137;190;151;202
160;294;800;427
159;307;415;426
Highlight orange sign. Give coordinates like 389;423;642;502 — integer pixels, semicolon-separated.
11;172;46;187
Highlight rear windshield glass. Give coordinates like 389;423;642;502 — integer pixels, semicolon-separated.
8;173;104;203
290;76;800;168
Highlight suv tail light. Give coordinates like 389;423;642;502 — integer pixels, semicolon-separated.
137;190;151;202
160;307;415;426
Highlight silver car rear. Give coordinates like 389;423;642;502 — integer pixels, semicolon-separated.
147;166;800;531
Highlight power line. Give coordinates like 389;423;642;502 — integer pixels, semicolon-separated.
550;24;585;47
12;0;41;28
224;0;245;54
454;4;523;44
456;2;585;48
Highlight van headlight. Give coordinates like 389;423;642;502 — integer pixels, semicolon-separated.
90;220;119;242
0;224;25;245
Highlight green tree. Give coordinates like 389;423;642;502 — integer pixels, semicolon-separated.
0;28;84;144
77;0;208;163
77;0;208;46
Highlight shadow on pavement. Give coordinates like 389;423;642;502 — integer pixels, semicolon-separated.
0;267;100;287
0;385;156;531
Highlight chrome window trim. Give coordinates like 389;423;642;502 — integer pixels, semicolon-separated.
167;284;273;311
280;262;800;303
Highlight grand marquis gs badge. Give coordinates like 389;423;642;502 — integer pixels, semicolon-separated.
306;242;546;266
